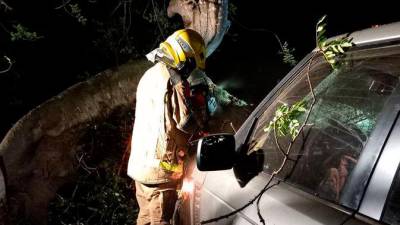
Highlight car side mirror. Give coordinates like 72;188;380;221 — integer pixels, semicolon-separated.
196;134;236;171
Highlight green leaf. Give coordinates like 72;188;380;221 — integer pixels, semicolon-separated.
337;45;344;53
325;50;334;56
341;42;353;48
332;45;339;53
317;15;327;26
297;106;307;112
317;29;326;39
317;25;325;32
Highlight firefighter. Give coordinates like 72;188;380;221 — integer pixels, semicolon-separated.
127;29;208;225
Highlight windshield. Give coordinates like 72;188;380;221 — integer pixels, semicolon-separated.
246;44;400;207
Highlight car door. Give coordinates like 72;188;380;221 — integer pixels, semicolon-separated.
195;42;400;225
352;111;400;225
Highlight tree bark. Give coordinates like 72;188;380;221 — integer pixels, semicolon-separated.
167;0;231;57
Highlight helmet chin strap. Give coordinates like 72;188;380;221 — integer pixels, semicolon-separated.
178;57;197;80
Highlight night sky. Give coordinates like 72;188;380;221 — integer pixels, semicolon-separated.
0;0;399;138
208;1;400;106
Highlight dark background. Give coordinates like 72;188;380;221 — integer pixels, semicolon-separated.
0;0;399;139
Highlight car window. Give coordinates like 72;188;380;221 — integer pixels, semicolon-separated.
382;164;400;224
247;44;400;206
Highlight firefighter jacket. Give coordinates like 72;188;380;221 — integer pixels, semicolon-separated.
127;63;205;185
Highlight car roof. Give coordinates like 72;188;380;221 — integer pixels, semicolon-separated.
322;21;400;48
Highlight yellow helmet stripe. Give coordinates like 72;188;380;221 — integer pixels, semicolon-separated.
167;36;186;65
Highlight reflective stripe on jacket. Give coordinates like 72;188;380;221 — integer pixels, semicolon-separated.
127;63;198;184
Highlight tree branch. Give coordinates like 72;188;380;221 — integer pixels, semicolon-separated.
54;0;72;10
151;0;165;39
110;1;122;16
0;21;10;34
0;0;12;12
200;180;279;224
0;56;12;74
231;16;284;54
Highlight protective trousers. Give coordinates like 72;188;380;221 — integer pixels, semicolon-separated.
135;181;178;225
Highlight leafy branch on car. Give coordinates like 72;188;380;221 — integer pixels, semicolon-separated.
267;15;354;144
254;15;354;223
317;15;353;69
264;100;307;141
201;15;354;225
201;53;318;225
259;51;318;225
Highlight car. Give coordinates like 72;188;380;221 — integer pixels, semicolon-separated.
177;21;400;225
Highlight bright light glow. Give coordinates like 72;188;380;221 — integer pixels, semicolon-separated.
181;178;194;195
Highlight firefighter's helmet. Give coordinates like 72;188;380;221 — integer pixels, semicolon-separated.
157;29;206;70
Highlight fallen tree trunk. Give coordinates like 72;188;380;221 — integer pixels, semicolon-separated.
0;59;149;224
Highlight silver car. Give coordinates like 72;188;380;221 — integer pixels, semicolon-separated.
178;22;400;225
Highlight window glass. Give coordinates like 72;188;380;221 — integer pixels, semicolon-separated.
247;45;400;205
